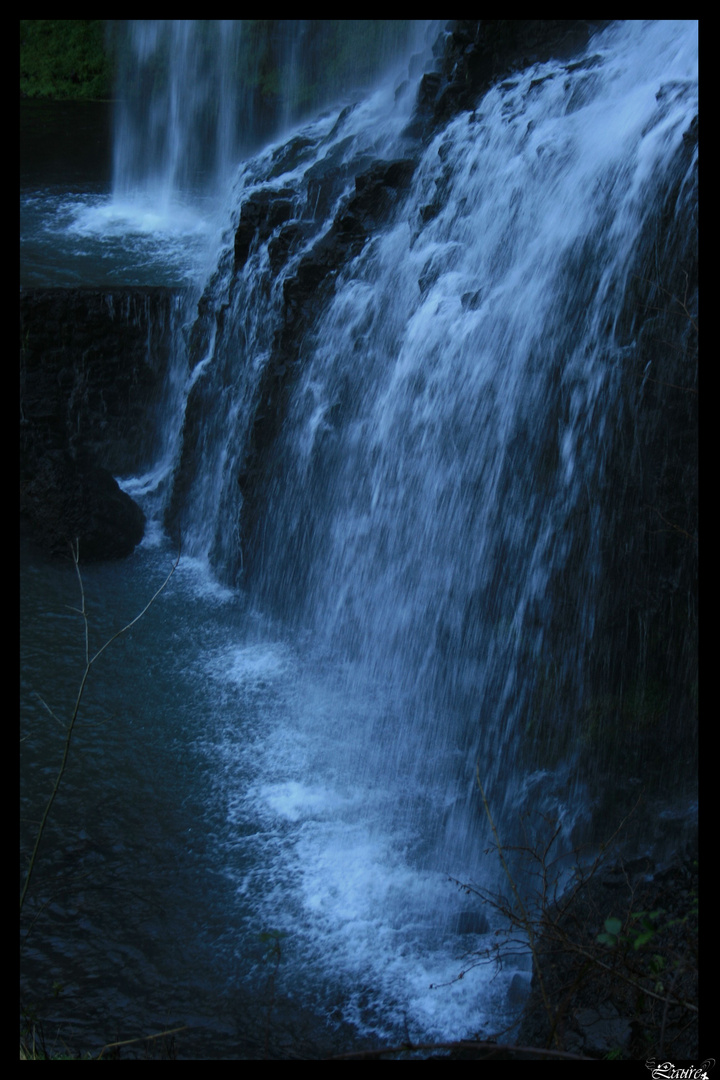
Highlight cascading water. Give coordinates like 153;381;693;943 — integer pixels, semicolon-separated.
263;19;698;870
172;16;697;851
104;21;425;248
21;20;697;1056
164;17;696;1035
110;21;426;204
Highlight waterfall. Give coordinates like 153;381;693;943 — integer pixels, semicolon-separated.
45;18;693;1048
277;20;698;861
164;19;697;871
111;21;241;211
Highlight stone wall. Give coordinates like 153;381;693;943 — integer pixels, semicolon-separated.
20;286;181;559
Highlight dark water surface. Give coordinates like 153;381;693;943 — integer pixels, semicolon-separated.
20;538;368;1058
21;535;504;1058
21;100;113;190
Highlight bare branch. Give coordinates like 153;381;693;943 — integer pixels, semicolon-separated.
20;542;180;916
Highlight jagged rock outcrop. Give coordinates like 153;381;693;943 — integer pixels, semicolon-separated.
408;21;609;141
234;187;297;272
245;156;417;468
171;154;419;544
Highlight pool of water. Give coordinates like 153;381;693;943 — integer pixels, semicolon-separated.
20;100;224;288
20;535;518;1059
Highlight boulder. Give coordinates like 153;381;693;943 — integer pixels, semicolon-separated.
21;450;145;561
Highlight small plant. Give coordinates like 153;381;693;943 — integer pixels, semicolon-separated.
444;773;698;1059
597;909;665;949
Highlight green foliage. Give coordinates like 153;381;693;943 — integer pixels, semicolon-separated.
596;897;700;956
597;909;666;949
458;777;698;1059
20;20;112;100
597;916;624;947
20;998;93;1060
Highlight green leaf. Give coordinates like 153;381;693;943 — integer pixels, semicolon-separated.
597;931;618;947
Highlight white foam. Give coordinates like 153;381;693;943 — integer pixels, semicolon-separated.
70;195;213;239
206;642;292;685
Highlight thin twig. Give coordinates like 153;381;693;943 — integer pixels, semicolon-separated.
327;1039;594;1060
96;1026;187;1060
550;938;697;1014
20;541;179;916
632;269;698;333
646;505;697;543
476;767;561;1049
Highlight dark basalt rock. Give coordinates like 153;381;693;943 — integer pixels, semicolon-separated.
268;222;313;274
21;449;145;561
407;20;610;142
234;187;297;271
682;113;698;147
20;287;173;560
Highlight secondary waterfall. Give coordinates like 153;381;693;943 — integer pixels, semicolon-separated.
21;20;697;1055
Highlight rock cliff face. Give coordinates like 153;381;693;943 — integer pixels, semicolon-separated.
20;287;177;560
409;20;608;140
